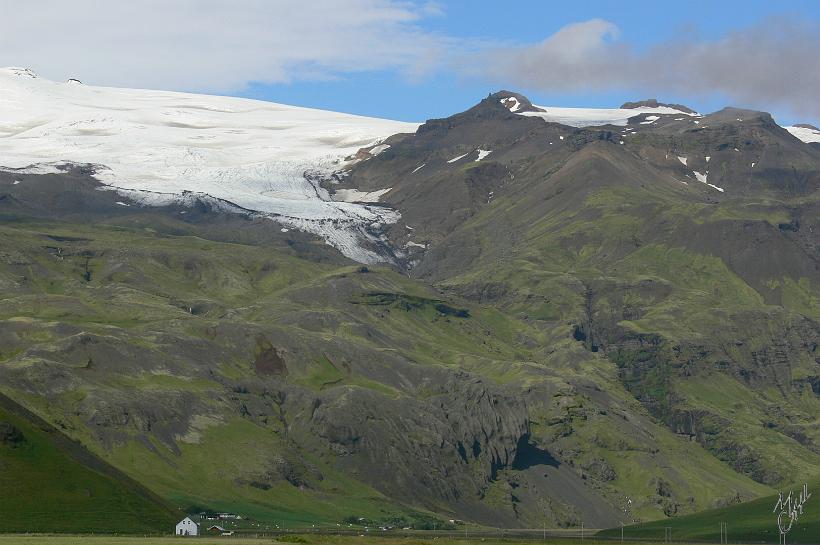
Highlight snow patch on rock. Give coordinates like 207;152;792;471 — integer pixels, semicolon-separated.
786;126;820;143
500;97;521;112
519;104;697;128
334;187;392;203
369;143;390;156
691;170;724;192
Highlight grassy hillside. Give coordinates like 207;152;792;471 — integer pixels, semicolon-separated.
0;396;176;533
0;214;770;529
0;218;466;528
599;480;820;543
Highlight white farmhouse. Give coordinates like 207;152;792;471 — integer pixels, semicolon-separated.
175;517;199;536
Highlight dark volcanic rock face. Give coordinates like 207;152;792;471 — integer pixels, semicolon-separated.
307;372;528;518
253;336;288;376
620;98;697;114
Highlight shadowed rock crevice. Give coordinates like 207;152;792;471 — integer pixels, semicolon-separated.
511;435;559;470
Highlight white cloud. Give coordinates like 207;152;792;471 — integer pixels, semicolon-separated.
2;2;819;121
0;0;449;91
472;18;820;119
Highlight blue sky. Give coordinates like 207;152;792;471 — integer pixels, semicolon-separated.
4;0;820;125
237;0;820;125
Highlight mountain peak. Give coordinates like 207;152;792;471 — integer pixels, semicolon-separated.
620;98;696;114
708;106;777;126
490;91;545;114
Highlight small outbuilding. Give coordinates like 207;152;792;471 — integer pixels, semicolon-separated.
208;524;226;534
175;517;199;536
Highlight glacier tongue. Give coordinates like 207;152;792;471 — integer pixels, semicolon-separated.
0;67;418;263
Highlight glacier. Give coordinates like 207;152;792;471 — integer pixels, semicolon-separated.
0;67;418;263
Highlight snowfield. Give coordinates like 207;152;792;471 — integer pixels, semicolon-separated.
0;67;418;262
513;104;698;127
786;126;820;144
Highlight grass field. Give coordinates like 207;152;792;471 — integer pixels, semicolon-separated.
599;480;820;543
0;538;274;545
0;536;730;545
0;401;175;534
